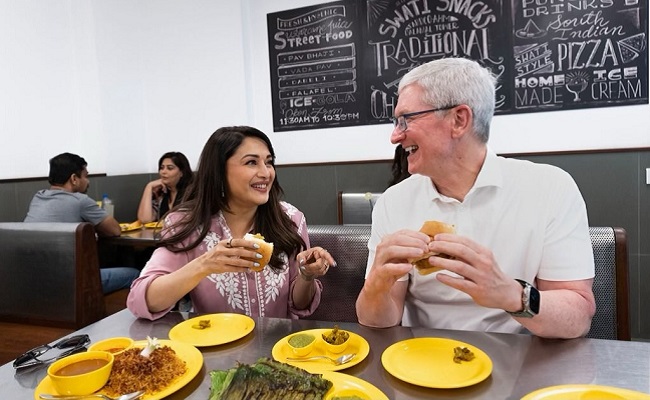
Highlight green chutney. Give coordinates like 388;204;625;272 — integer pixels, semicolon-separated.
288;333;315;348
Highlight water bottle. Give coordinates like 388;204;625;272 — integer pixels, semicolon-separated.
102;194;114;218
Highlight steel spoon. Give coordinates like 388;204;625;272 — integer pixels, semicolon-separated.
286;352;356;365
39;390;145;400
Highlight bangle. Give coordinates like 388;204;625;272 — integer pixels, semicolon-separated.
299;265;315;281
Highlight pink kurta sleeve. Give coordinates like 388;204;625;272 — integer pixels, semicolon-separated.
284;203;323;318
126;246;192;320
126;213;192;320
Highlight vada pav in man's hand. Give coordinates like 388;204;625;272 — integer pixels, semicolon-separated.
409;221;456;275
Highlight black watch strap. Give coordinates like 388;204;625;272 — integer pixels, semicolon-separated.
507;279;540;318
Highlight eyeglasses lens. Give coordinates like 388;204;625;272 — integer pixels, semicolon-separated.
13;334;90;368
390;117;407;131
55;334;90;349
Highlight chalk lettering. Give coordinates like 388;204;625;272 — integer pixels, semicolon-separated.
591;79;642;100
378;0;431;38
436;0;496;29
515;86;563;106
370;29;490;75
556;39;618;71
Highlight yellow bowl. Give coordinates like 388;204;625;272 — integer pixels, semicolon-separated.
287;333;315;357
47;351;114;395
321;330;350;354
88;337;134;356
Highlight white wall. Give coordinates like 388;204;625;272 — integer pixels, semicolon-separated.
1;0;250;179
1;0;648;180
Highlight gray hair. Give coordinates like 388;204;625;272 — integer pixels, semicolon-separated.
398;58;496;143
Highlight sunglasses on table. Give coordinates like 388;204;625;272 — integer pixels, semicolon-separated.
12;334;90;369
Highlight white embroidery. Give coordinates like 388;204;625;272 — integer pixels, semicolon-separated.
200;206;298;316
204;231;219;249
204;230;248;312
262;253;288;304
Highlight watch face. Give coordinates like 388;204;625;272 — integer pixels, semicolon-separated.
528;286;541;314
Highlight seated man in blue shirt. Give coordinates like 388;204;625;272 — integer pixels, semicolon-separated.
25;152;139;294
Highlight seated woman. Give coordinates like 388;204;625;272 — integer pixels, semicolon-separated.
127;126;336;320
137;152;193;223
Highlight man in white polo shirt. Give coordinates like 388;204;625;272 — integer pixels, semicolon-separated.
356;58;595;339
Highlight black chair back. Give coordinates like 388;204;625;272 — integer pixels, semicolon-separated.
305;225;370;322
587;227;630;340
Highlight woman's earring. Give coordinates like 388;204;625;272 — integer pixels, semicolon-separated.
221;185;225;198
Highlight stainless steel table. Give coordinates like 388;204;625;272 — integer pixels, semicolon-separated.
2;310;649;399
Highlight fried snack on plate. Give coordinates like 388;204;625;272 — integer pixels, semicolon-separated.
103;343;186;395
453;346;475;363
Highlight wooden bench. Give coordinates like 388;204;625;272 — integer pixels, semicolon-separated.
0;222;128;330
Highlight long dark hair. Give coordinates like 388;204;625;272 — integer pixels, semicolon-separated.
388;145;410;187
158;151;193;202
159;126;306;271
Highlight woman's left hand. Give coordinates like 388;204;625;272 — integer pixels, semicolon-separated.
297;247;337;280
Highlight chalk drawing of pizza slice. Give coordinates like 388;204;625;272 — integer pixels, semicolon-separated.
617;33;647;64
516;20;545;39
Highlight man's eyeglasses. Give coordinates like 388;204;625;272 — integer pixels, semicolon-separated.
390;105;458;132
13;334;90;369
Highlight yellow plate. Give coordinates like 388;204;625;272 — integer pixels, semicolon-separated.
522;384;650;399
119;222;143;232
381;337;492;388
144;221;162;229
322;371;388;400
34;339;203;400
169;313;255;347
271;328;370;372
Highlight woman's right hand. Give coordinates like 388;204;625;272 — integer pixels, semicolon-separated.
148;179;166;198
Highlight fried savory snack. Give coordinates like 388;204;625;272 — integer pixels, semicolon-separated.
209;357;332;400
453;346;475;363
192;319;211;329
243;233;274;272
409;220;456;275
322;325;350;345
103;346;186;395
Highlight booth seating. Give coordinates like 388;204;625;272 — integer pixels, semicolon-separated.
0;222;128;330
306;224;630;341
337;192;381;225
0;222;629;341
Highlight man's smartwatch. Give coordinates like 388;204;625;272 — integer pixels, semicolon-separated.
507;279;540;318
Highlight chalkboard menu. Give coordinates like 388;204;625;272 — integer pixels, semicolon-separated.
267;1;365;131
511;0;648;112
363;0;511;122
267;0;648;131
